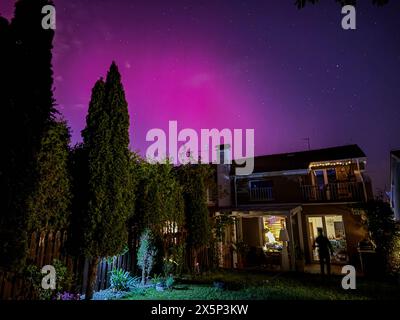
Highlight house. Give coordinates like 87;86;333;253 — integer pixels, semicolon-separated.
212;144;372;272
390;150;400;222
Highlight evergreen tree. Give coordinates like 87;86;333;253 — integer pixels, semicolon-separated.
0;15;12;165
0;0;56;269
135;161;184;235
177;164;214;272
102;62;132;256
0;15;13;266
79;63;133;299
26;120;72;233
133;160;185;274
68;143;89;257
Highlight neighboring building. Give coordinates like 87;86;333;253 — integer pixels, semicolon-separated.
390;150;400;221
212;144;372;271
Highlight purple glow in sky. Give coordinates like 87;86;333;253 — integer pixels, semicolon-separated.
1;0;400;191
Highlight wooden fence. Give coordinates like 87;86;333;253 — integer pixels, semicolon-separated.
1;230;66;299
0;230;139;299
0;229;190;299
0;271;30;300
91;252;134;292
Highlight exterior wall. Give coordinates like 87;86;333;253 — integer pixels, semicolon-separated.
391;154;400;221
217;164;232;208
301;204;368;267
236;174;305;204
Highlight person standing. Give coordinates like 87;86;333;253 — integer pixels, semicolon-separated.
314;228;334;276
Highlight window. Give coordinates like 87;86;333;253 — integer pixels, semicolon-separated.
307;215;348;263
250;180;273;189
313;168;337;185
327;168;336;183
315;170;325;186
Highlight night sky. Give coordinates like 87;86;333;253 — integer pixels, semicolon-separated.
1;0;400;192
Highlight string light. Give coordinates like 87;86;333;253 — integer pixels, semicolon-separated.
309;160;353;169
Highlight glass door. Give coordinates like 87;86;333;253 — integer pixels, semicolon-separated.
324;215;348;263
307;215;348;263
308;217;324;261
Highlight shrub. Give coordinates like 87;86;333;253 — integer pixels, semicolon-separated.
389;231;400;277
163;257;178;276
174;244;185;275
53;259;73;290
109;269;138;291
150;274;165;285
24;259;73;300
165;275;175;289
361;199;398;275
163;244;185;276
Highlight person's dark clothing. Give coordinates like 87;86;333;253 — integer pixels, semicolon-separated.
315;235;333;255
319;254;331;275
315;235;333;275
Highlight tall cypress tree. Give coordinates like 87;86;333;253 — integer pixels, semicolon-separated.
81;78;110;299
0;0;56;269
103;62;131;256
80;63;132;299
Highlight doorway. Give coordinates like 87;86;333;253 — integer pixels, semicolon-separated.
307;215;348;263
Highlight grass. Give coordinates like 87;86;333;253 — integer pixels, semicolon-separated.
123;270;400;300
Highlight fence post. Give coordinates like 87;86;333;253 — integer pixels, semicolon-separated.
29;231;38;262
45;231;54;265
81;258;89;295
53;231;62;261
37;231;46;267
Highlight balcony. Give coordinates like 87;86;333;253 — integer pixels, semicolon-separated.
249;187;274;201
300;182;365;202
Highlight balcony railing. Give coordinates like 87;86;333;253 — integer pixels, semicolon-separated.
249;187;274;201
301;182;365;202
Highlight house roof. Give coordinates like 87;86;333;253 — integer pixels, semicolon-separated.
232;144;366;174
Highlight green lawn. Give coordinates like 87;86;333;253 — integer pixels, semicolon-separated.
123;270;400;300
